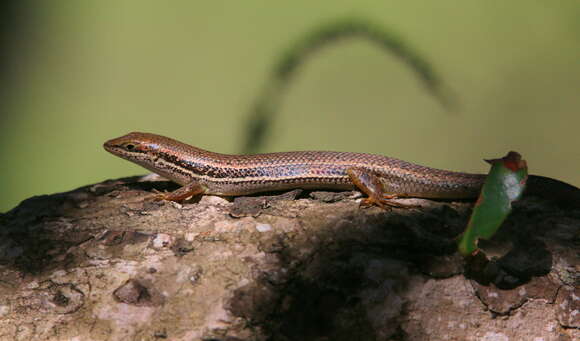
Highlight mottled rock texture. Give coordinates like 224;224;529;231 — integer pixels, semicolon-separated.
0;176;578;341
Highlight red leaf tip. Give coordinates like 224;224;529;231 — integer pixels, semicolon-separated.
484;151;526;172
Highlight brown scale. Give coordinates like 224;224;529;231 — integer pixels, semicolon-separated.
104;132;580;208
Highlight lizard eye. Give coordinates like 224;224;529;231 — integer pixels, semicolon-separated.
124;143;136;151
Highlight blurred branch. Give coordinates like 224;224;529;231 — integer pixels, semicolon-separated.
242;17;455;154
0;1;31;125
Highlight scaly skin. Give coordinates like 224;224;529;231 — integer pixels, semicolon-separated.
104;132;579;207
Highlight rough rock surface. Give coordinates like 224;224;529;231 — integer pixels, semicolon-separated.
0;176;578;341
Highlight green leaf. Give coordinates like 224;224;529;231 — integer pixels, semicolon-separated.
458;151;528;256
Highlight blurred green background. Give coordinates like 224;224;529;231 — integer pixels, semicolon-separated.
1;1;579;213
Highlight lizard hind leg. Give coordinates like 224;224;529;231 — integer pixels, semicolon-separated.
346;168;415;209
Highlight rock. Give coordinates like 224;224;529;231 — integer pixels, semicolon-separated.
0;176;578;340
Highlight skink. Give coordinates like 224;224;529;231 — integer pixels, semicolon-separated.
104;132;579;208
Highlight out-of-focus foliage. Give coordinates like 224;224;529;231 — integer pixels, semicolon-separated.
1;2;579;212
243;17;452;154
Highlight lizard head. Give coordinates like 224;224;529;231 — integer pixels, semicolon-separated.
104;132;212;185
103;132;163;161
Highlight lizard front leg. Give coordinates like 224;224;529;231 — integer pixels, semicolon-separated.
151;181;207;202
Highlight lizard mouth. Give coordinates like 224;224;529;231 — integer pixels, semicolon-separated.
103;139;118;153
103;138;127;157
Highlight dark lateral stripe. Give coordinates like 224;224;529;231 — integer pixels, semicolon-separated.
156;151;349;180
